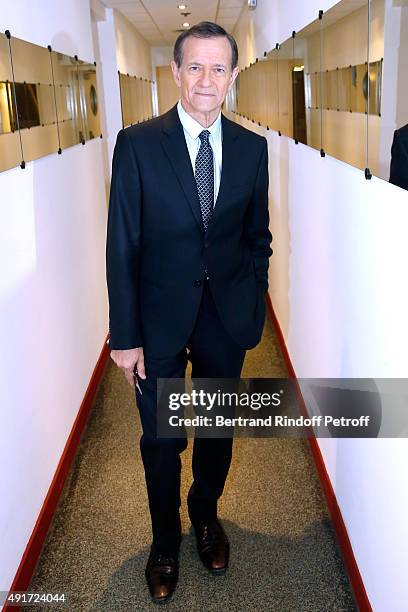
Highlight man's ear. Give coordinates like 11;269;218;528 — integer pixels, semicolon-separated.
170;60;181;87
228;66;240;90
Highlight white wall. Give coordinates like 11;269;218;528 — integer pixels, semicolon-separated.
0;0;109;598
96;6;152;174
151;45;173;71
96;8;123;183
151;46;175;116
113;9;151;78
233;0;340;69
232;1;408;611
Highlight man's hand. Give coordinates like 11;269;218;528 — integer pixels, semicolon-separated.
110;347;146;386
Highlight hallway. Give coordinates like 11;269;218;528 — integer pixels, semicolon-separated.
26;317;356;611
2;0;408;609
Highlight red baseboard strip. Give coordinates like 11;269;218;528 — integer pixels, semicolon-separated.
265;294;372;612
3;336;110;612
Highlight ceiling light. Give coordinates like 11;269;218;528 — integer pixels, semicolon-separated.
182;22;190;27
178;4;187;9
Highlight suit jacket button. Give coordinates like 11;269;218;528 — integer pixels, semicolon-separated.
194;280;202;287
204;241;209;248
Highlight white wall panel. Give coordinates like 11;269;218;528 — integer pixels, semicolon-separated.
0;0;108;596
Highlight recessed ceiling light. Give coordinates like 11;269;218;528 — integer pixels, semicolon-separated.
178;4;187;9
182;22;190;27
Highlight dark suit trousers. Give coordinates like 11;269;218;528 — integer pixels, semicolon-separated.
134;278;246;554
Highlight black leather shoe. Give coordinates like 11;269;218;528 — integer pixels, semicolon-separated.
192;518;230;575
145;545;179;604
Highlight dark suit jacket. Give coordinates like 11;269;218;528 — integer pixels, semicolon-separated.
389;123;408;191
106;104;273;358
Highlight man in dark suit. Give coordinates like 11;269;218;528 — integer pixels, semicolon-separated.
389;123;408;191
106;21;272;604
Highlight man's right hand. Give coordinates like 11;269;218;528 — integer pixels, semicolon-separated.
110;347;146;387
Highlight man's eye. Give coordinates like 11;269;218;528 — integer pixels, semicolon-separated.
189;66;199;71
215;68;225;74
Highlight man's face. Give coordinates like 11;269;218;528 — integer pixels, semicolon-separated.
171;35;239;118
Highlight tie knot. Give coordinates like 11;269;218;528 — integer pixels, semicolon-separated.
199;130;211;144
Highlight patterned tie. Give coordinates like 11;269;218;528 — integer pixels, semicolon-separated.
195;130;214;231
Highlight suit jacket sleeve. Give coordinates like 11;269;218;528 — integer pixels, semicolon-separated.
389;129;408;191
106;129;143;350
243;137;273;292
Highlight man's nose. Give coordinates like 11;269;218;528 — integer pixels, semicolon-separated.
197;68;212;87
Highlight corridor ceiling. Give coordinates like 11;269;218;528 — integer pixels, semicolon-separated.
101;0;246;45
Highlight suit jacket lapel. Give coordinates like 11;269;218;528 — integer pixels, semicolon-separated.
206;113;240;236
160;106;241;236
161;105;204;232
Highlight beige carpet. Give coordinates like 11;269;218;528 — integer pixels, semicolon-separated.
25;316;357;611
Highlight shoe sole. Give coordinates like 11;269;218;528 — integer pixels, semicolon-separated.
197;553;229;575
208;565;228;576
150;591;175;605
146;575;178;605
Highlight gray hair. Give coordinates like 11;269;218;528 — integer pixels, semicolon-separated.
173;21;238;71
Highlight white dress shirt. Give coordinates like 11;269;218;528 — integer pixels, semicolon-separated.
177;99;222;205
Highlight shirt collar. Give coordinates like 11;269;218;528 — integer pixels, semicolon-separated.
177;99;222;141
